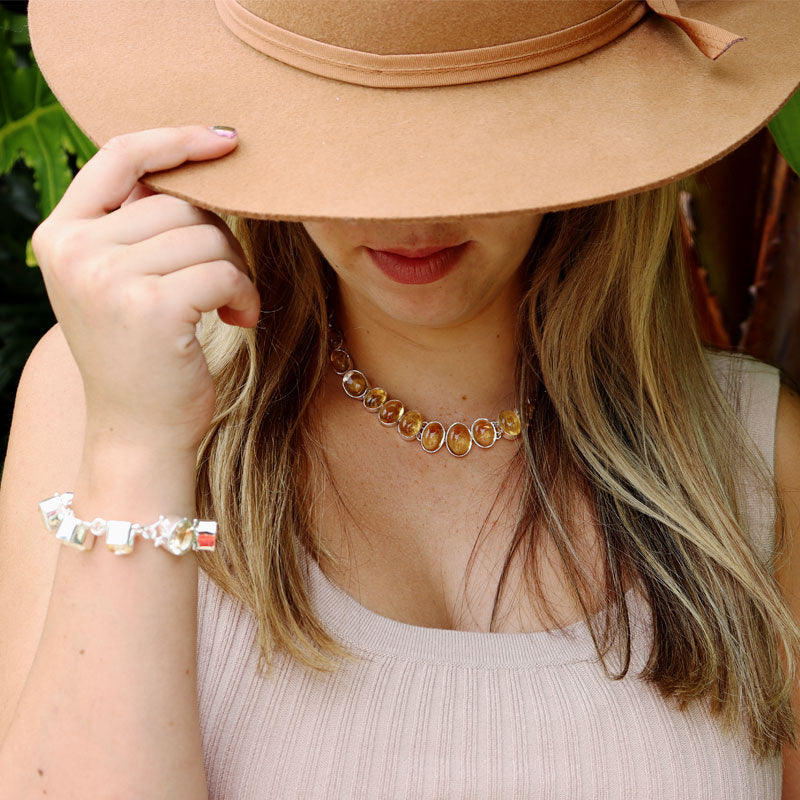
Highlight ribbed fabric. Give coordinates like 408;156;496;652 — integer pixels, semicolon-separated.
196;348;782;799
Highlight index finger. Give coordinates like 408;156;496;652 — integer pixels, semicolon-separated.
49;124;238;223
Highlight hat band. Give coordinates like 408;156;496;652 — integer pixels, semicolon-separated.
213;0;746;89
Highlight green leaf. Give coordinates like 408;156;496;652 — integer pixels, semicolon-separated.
0;5;97;224
768;85;800;177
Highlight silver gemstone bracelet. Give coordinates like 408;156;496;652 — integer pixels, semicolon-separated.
38;492;217;556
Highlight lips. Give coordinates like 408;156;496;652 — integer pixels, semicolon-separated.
366;241;470;285
376;244;465;258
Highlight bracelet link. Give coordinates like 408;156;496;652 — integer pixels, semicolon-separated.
166;518;194;556
106;520;135;556
193;519;218;551
39;491;74;531
54;513;95;551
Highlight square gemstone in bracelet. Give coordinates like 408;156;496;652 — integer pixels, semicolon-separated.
55;514;95;551
193;520;217;551
105;520;135;555
39;494;65;530
39;492;74;530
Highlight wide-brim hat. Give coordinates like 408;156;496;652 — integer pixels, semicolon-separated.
27;0;800;222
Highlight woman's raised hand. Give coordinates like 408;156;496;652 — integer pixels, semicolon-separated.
30;125;260;456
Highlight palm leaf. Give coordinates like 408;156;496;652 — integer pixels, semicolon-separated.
0;5;96;265
768;85;800;177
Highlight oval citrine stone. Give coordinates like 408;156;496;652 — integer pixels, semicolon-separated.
330;349;352;374
498;409;522;439
420;421;445;453
363;387;387;411
342;369;368;398
446;422;472;457
378;399;404;426
397;410;423;440
471;418;496;448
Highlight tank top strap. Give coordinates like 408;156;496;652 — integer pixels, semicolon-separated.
704;347;780;567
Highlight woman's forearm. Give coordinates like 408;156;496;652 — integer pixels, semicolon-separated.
0;447;208;800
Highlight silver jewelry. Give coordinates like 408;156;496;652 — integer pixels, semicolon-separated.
37;492;217;556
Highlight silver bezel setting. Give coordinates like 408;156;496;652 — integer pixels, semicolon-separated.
397;411;424;441
54;513;94;551
166;518;195;556
362;387;387;412
445;421;473;457
420;420;445;453
105;519;135;555
328;329;344;351
330;348;352;375
378;399;405;427
499;409;522;440
471;417;498;449
193;519;218;551
342;369;368;399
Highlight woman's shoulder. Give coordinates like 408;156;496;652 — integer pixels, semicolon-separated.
702;344;781;480
701;344;780;417
701;343;779;378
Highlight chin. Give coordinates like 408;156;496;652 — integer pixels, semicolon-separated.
368;286;477;328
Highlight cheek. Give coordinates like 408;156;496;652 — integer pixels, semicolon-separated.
476;236;534;290
302;223;366;277
302;222;344;259
480;215;543;264
478;236;531;285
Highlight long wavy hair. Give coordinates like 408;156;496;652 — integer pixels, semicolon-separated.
193;178;800;760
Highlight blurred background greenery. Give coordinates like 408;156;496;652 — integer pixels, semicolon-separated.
1;0;96;475
1;1;799;480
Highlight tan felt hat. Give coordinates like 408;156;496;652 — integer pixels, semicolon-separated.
26;0;800;222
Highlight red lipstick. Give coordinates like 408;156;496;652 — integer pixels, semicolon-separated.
367;242;470;285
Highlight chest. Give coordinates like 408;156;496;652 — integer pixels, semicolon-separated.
197;552;779;799
311;413;612;634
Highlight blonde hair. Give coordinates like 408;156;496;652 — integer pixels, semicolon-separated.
194;179;800;760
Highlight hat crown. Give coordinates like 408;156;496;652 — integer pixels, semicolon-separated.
237;0;617;55
219;0;745;88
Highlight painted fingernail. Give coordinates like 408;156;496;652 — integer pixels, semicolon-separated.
209;125;237;138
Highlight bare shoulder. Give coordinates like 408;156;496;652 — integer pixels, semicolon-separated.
774;378;800;795
0;322;85;743
774;379;800;603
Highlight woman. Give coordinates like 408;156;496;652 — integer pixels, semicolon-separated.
2;1;800;797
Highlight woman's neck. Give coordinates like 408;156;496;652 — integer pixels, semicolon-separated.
330;272;524;421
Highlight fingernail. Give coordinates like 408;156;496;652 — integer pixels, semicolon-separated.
209;125;237;138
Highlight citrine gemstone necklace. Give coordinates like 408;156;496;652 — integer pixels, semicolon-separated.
328;322;529;458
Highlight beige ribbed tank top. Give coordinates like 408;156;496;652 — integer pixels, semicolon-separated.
196;348;783;798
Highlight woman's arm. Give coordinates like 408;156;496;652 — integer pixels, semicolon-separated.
774;381;800;800
0;325;208;799
0;123;255;799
